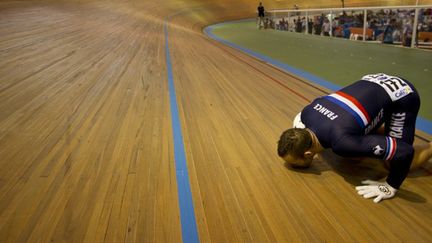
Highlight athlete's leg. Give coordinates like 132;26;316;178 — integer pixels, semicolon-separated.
384;87;420;145
411;142;432;170
383;86;427;170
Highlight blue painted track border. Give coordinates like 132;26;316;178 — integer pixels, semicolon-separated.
203;21;432;135
165;18;200;243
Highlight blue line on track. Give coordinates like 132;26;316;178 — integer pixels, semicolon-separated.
165;18;200;243
203;22;432;135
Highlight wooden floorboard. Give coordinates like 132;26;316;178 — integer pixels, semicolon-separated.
0;0;431;242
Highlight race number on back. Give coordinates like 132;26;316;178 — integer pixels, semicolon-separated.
362;73;413;101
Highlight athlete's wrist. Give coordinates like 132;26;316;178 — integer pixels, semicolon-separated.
385;178;400;190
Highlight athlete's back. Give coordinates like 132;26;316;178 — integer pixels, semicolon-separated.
301;74;416;149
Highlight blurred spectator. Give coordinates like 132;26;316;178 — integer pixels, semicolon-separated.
296;17;302;32
307;18;313;34
302;17;306;32
322;19;331;36
279;18;288;31
393;27;401;42
314;17;322;35
402;19;413;46
264;18;270;29
257;2;265;29
382;19;396;44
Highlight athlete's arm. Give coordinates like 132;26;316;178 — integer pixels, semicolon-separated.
332;134;413;189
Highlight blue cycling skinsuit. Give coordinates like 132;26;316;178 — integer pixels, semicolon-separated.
299;73;420;189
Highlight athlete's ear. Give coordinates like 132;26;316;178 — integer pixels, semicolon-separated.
304;151;314;159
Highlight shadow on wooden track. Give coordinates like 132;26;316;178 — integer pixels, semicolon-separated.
284;150;428;203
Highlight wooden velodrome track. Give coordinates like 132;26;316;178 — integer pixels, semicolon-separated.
1;0;432;242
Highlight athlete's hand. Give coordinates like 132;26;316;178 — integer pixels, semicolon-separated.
355;180;397;203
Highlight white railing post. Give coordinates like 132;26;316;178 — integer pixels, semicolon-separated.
411;7;419;48
363;9;367;42
289;11;291;30
330;10;333;36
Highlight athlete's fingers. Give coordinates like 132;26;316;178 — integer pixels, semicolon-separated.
363;192;378;199
356;185;371;191
373;195;384;203
361;180;380;185
357;190;371;196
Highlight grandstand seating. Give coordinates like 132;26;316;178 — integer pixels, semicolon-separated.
419;31;432;41
349;27;374;40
